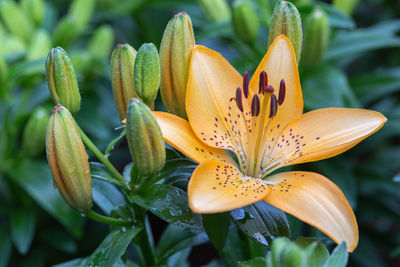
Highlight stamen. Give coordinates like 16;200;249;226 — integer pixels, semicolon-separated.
236;87;243;112
243;71;249;98
269;94;278;118
251;94;260;117
278;79;286;105
263;85;274;95
258;71;268;94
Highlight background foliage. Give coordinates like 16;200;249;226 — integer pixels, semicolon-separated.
0;0;399;266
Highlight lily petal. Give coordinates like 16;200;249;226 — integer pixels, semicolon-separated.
264;171;358;252
186;45;251;154
263;108;387;170
153;111;234;164
249;35;303;145
188;160;271;213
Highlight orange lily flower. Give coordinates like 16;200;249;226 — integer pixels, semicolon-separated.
153;35;386;252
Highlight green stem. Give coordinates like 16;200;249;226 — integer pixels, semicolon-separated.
77;125;128;187
135;206;154;266
87;210;133;226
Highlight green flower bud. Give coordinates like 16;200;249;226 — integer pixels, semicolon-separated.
0;36;25;57
110;43;139;120
0;0;34;42
68;0;95;31
23;107;49;157
27;29;52;60
198;0;231;22
232;0;260;43
46;105;92;213
301;8;330;71
21;0;44;27
46;47;81;114
88;25;115;60
333;0;359;15
134;43;160;105
126;98;166;176
53;18;80;47
160;12;195;119
268;1;303;63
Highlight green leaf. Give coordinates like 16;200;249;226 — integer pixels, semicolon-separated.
325;21;400;62
0;225;12;267
231;201;290;247
150;158;196;185
238;257;267;267
53;258;88;267
294;237;329;267
7;160;84;238
323;243;348;267
202;212;230;251
84;227;142;267
90;162;126;187
128;184;202;229
92;178;125;215
156;224;207;264
10;208;36;254
302;65;360;110
351;67;400;105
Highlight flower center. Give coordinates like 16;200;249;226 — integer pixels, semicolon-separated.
230;70;286;178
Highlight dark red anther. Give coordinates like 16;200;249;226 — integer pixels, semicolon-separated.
258;71;268;94
263;85;274;94
243;71;249;98
251;94;260;117
269;94;278;118
236;87;243;112
278;79;286;105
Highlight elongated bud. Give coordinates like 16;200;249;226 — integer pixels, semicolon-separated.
88;25;115;60
301;8;330;71
160;12;195;119
53;18;81;47
198;0;231;22
21;0;45;27
333;0;359;15
27;29;52;60
126;99;166;176
46;47;81;114
46;105;92;213
268;1;302;63
111;44;139;120
68;0;95;31
23;107;49;157
0;0;34;42
134;43;161;105
232;0;260;43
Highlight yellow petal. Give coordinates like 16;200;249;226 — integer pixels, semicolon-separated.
263;108;387;169
186;45;251;154
153;111;234;164
188;160;271;213
249;35;303;139
264;171;358;252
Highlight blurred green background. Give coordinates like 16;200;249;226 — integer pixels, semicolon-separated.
0;0;399;266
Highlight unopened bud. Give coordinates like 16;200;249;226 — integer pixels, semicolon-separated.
0;0;34;42
27;29;52;60
333;0;359;15
301;8;330;71
89;25;115;60
110;44;139;120
126;99;166;176
23;107;49;157
268;1;302;63
46;105;92;213
160;12;195;119
134;43;160;105
68;0;95;31
232;0;260;43
21;0;44;27
46;47;81;114
198;0;231;22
